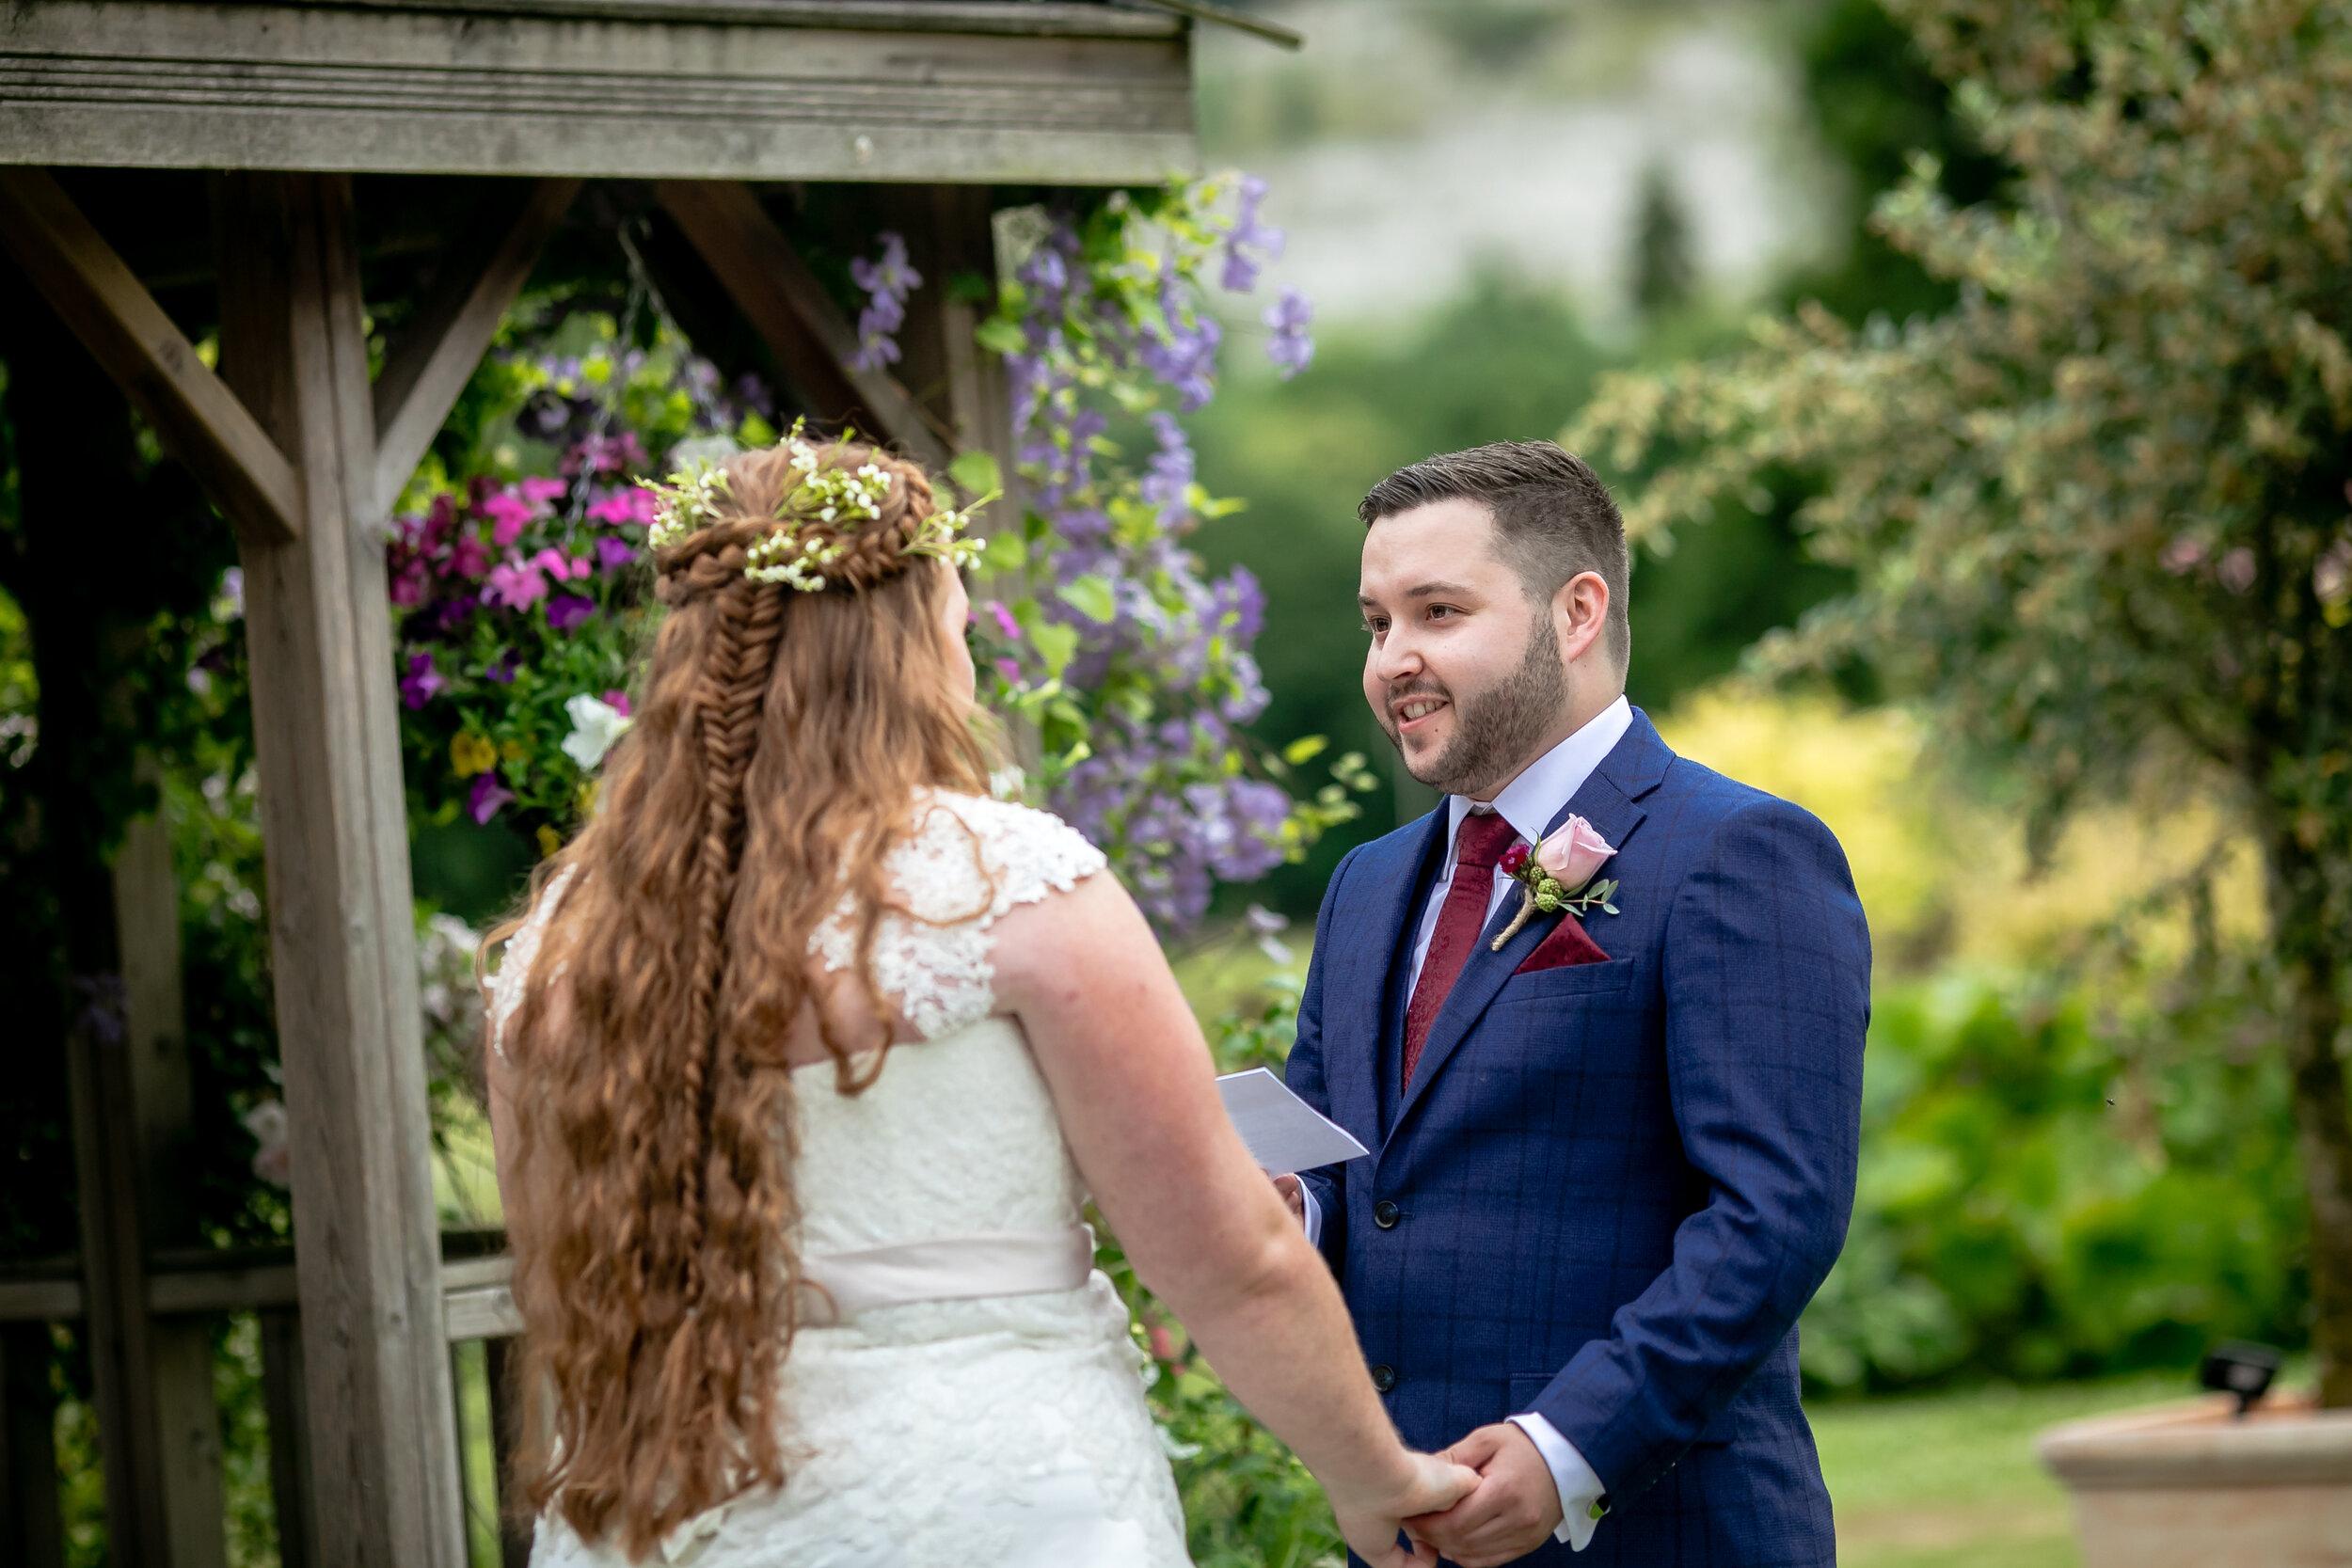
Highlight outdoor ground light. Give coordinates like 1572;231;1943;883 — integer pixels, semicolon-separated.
2199;1340;2282;1415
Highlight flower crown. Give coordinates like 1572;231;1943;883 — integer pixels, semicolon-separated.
638;423;993;594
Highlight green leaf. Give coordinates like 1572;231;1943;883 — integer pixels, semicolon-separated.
981;531;1028;575
1282;735;1329;766
1030;621;1079;679
947;449;1002;499
1057;575;1119;625
975;318;1026;356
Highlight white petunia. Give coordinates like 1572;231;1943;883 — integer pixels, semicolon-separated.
561;693;634;769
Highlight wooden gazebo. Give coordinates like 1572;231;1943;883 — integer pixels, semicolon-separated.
0;2;1262;1561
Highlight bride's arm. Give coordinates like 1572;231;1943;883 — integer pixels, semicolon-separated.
992;871;1471;1566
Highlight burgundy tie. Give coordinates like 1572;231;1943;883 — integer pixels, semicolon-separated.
1402;811;1521;1088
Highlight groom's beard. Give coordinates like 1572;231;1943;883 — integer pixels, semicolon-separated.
1382;614;1567;800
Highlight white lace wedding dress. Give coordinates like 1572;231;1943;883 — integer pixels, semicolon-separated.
493;792;1192;1568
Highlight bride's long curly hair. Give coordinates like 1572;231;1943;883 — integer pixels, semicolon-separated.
490;437;992;1557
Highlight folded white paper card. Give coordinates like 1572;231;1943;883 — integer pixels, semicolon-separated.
1216;1069;1371;1175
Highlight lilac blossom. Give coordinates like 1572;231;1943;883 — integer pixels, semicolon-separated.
1263;287;1315;377
1140;413;1195;526
849;231;921;372
1218;175;1285;293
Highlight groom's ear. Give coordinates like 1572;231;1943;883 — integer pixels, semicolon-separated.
1554;570;1612;667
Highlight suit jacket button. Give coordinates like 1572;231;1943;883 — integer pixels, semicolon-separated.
1373;1200;1400;1229
1370;1364;1396;1393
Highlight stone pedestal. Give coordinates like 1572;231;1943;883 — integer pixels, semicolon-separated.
2040;1392;2352;1568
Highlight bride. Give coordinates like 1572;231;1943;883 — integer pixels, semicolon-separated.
484;436;1471;1566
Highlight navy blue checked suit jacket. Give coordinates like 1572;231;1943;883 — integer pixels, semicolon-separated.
1286;709;1867;1567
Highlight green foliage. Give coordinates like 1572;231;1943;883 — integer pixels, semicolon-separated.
1804;971;2306;1392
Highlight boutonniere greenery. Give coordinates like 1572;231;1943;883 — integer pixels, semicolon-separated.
1492;815;1620;951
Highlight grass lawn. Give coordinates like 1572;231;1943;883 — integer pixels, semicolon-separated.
1812;1372;2192;1568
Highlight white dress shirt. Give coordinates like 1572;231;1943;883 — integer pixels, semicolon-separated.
1298;694;1630;1550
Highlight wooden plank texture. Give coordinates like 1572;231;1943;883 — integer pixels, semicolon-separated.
373;177;581;514
215;170;468;1568
657;180;951;469
111;799;230;1568
0;167;302;545
0;3;1196;182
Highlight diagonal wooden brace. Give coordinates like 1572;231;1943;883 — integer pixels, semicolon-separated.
654;180;951;472
372;177;581;515
0;166;302;546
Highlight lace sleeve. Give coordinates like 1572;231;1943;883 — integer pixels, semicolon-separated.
812;794;1106;1040
488;866;579;1062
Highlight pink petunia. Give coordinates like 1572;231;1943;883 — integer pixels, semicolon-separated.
986;600;1023;641
530;546;587;582
485;557;548;610
445;535;492;580
601;689;632;718
478;492;533;547
518;475;567;510
587;487;658;528
389;558;432;607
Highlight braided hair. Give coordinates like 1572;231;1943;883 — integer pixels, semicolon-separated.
495;438;993;1557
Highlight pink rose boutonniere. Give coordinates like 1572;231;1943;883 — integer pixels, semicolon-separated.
1491;815;1619;951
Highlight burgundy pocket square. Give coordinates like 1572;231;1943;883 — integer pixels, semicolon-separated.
1515;913;1611;974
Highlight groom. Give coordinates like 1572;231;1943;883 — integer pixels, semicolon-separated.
1280;441;1867;1565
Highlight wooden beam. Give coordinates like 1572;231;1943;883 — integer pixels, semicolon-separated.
111;796;230;1568
0;4;1196;184
0;168;302;546
215;170;468;1568
373;178;582;515
655;180;952;472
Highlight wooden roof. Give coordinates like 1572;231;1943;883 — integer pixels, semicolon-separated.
0;0;1197;182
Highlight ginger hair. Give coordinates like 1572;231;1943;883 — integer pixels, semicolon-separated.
490;438;991;1557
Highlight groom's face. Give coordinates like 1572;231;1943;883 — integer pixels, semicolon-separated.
1359;499;1567;800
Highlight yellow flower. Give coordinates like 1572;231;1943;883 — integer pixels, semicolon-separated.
535;824;562;859
501;738;528;764
450;732;497;778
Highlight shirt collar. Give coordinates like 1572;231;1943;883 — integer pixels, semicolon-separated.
1444;694;1633;860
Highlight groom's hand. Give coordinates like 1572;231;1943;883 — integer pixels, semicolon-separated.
1405;1422;1563;1568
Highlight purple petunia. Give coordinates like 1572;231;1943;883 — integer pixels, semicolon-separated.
468;768;514;825
546;594;595;632
398;650;445;710
594;534;637;573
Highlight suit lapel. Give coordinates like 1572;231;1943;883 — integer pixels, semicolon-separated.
1384;711;1674;1148
1334;806;1450;1130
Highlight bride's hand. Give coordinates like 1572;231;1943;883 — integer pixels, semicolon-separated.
1329;1449;1481;1568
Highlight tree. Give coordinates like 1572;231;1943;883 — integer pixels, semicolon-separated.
1572;0;2352;1400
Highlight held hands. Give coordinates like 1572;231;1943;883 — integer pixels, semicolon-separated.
1330;1449;1481;1568
1404;1422;1565;1568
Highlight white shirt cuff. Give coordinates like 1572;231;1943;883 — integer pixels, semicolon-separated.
1505;1413;1604;1550
1297;1183;1323;1249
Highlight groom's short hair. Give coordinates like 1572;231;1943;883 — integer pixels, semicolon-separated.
1359;441;1630;671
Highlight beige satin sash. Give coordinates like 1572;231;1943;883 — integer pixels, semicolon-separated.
798;1225;1095;1325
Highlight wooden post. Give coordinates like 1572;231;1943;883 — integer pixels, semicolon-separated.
111;787;230;1568
882;184;1015;489
257;1309;316;1568
213;169;468;1568
0;1322;65;1568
